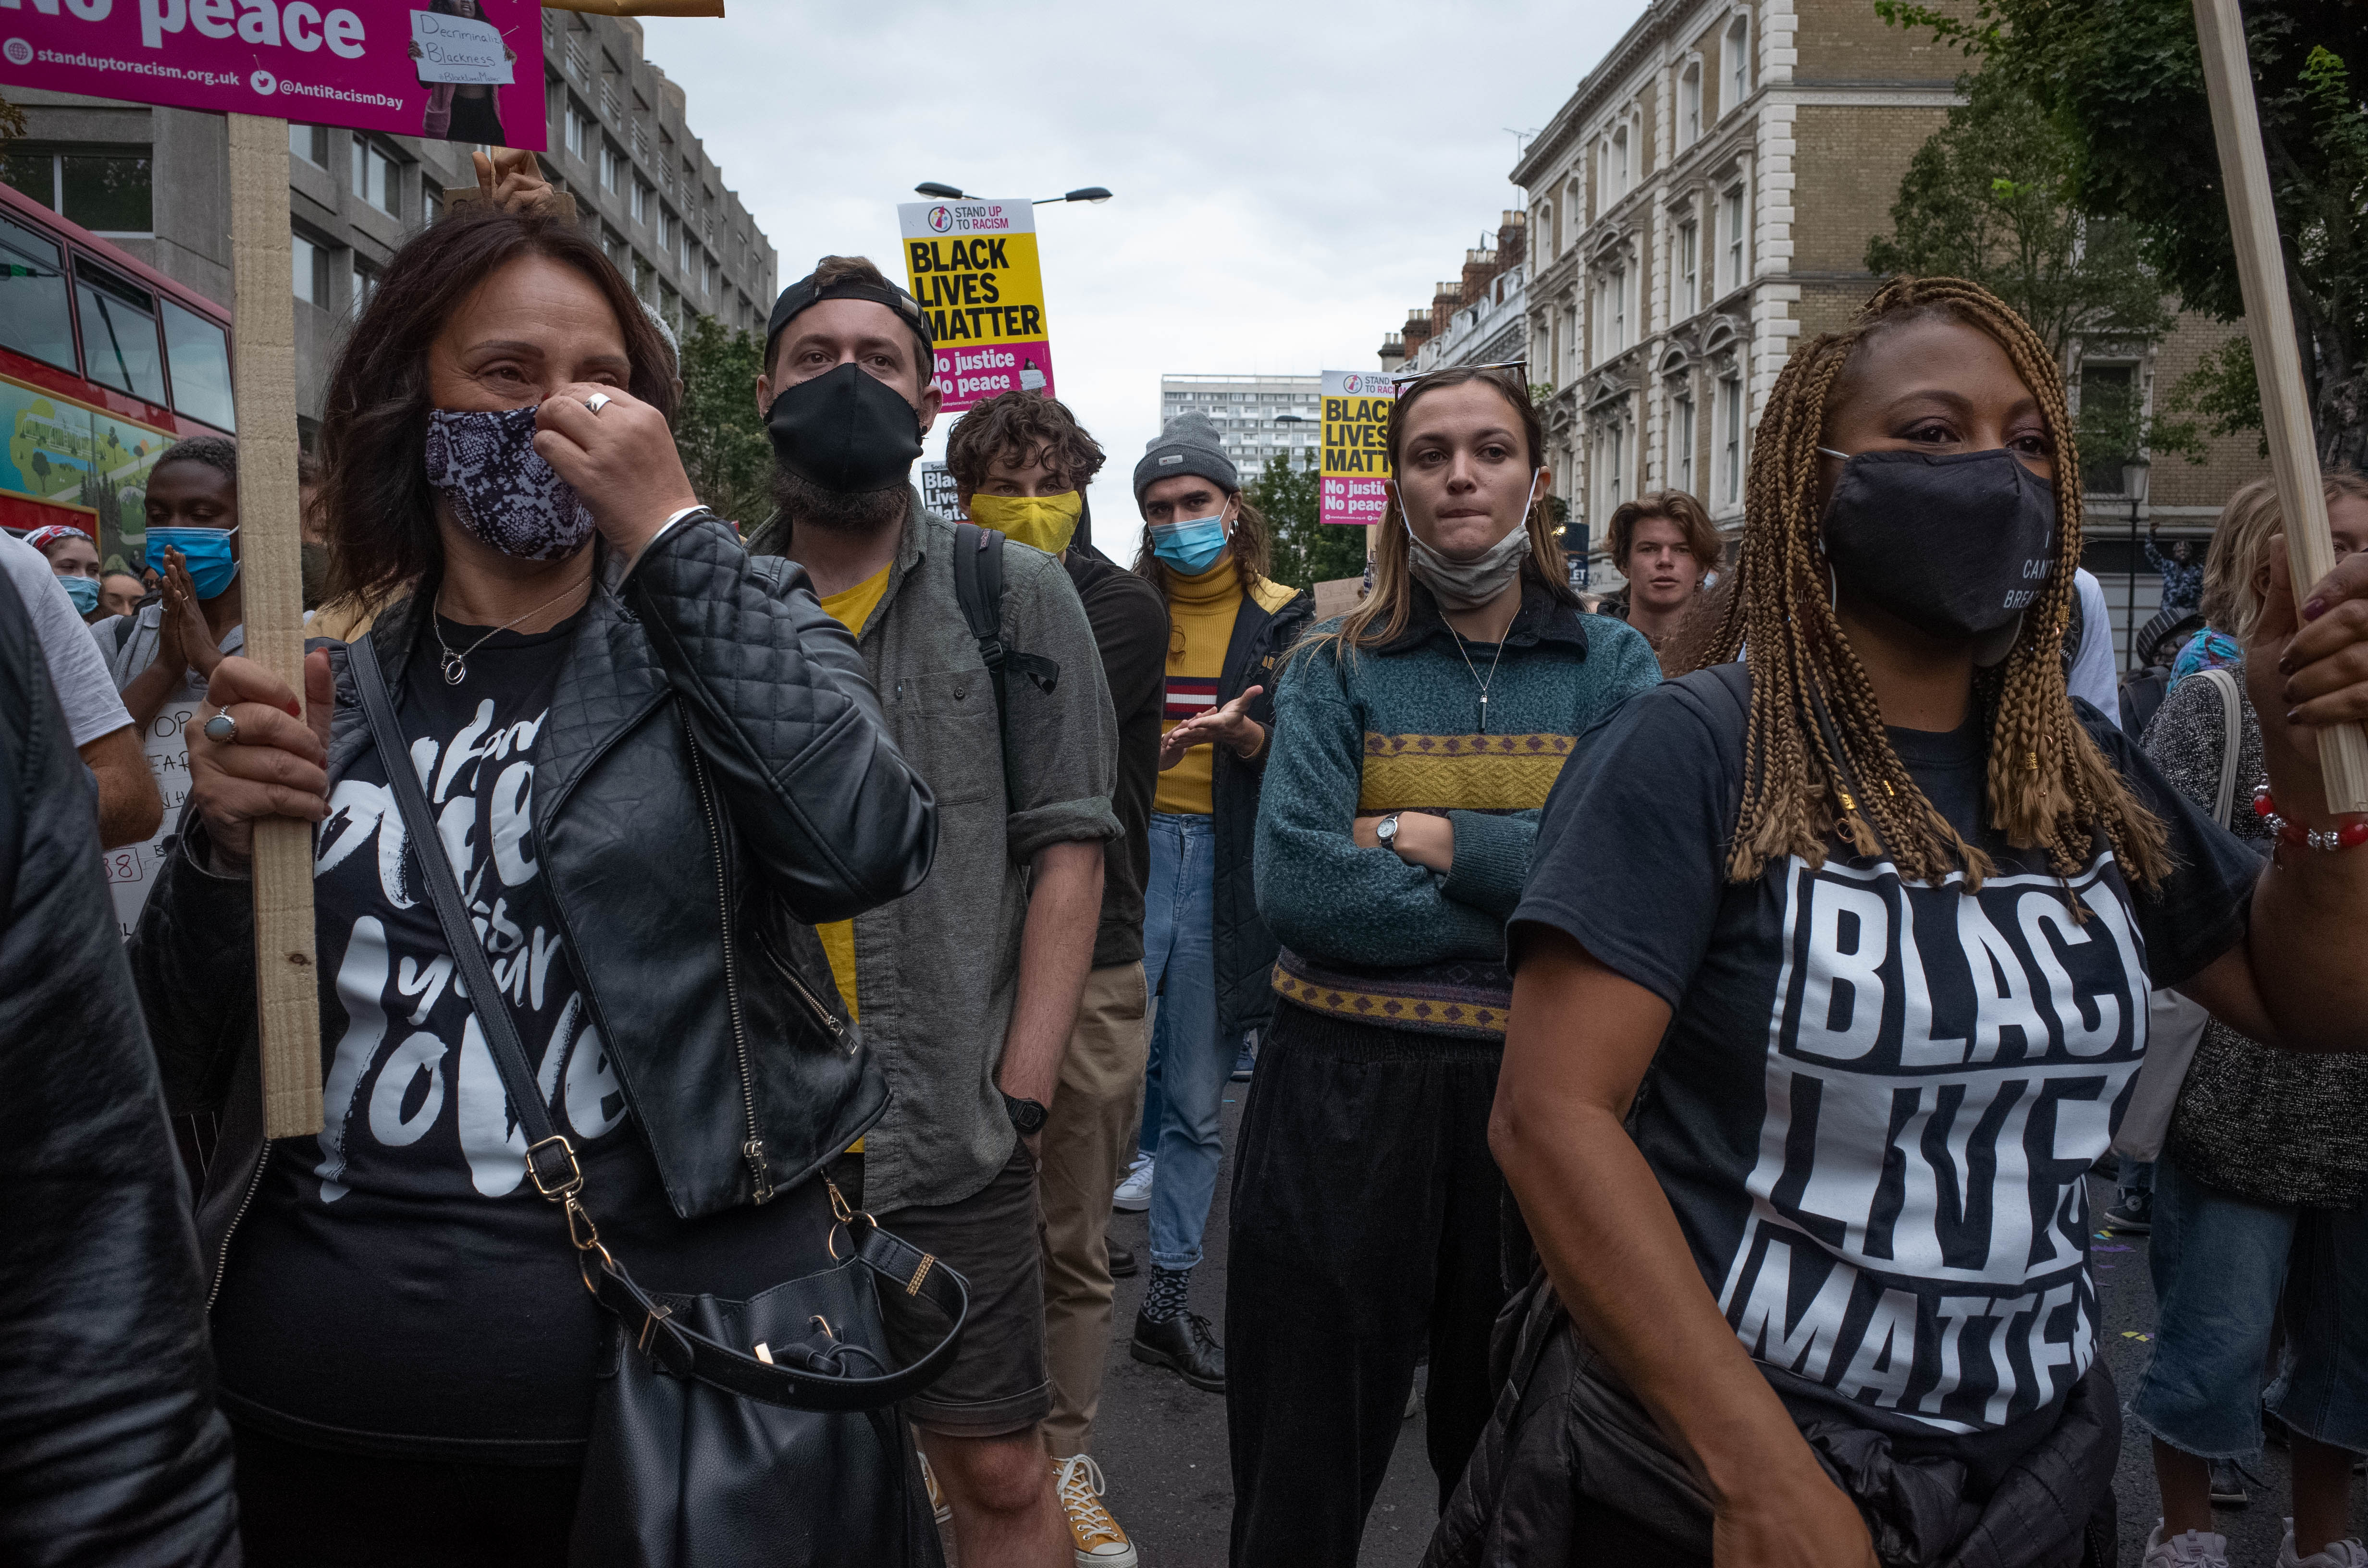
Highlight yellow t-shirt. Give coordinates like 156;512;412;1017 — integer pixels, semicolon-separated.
1155;555;1246;816
814;563;891;1028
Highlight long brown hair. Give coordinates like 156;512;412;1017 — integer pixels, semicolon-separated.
1321;365;1573;653
318;207;678;611
1689;275;2170;891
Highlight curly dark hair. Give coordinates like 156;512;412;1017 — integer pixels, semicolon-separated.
944;391;1107;502
153;435;239;486
317;206;676;609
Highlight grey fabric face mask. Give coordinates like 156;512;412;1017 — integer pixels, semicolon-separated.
1403;472;1542;610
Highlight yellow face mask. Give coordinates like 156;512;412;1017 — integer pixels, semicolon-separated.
967;490;1084;556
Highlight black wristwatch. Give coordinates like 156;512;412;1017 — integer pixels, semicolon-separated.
1002;1092;1048;1137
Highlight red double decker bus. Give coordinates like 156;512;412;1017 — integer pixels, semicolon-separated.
0;179;235;568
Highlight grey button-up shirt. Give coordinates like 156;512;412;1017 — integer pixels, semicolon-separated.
754;491;1120;1212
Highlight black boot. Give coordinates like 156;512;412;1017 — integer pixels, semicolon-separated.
1107;1240;1138;1278
1131;1309;1224;1392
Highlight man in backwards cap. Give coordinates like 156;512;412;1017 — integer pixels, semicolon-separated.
749;259;1120;1568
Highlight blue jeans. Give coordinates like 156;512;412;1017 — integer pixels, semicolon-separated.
1140;813;1226;1273
2131;1152;2368;1457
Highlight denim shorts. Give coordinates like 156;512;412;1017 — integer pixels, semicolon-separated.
2130;1152;2368;1456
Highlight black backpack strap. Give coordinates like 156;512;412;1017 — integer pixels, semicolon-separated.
345;634;966;1412
949;523;1061;727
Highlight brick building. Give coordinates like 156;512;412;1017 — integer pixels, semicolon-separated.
1384;210;1530;380
3;9;775;439
1512;0;2266;663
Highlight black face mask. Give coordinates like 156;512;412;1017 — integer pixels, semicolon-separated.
1819;447;2057;645
765;362;925;495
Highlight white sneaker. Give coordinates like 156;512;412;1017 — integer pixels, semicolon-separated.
1112;1155;1153;1213
2282;1519;2368;1568
2144;1521;2231;1568
1053;1454;1139;1568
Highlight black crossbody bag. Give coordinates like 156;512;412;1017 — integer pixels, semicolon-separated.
349;632;964;1568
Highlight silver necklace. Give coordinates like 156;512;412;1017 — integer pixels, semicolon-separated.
433;580;588;685
1445;622;1509;734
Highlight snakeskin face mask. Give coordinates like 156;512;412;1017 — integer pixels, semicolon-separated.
424;405;598;561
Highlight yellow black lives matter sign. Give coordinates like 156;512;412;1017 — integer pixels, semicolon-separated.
1320;369;1396;526
897;200;1055;413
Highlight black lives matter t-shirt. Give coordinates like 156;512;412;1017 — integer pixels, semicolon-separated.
210;612;832;1460
1512;665;2258;1457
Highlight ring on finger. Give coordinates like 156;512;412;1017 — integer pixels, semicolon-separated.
203;711;238;744
584;392;613;416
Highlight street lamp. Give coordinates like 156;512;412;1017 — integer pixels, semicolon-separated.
912;182;1114;206
2121;456;2152;673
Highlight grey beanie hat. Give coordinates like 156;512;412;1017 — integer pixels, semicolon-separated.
1133;412;1239;502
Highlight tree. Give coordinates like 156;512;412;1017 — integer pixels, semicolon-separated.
1877;0;2368;467
673;314;773;530
1248;455;1365;592
1866;70;2173;364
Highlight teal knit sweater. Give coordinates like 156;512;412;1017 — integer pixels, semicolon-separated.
1254;579;1660;1038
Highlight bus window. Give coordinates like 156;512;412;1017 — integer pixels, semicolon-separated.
0;211;76;373
160;296;235;432
74;261;165;406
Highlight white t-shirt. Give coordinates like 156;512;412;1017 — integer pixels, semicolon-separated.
0;531;131;747
2068;568;2121;730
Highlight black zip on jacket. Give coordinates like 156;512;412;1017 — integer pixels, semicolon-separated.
129;513;937;1297
1207;575;1311;1042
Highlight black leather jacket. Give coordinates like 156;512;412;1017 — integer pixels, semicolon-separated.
130;513;937;1296
0;570;238;1565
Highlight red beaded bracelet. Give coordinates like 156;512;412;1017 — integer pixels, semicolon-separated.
2253;786;2368;850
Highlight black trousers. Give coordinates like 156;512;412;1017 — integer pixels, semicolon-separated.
1225;1000;1510;1567
234;1423;578;1567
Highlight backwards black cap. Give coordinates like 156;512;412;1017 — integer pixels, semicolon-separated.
765;271;935;368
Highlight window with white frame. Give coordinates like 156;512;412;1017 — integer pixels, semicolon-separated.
1717;371;1744;505
1672;387;1697;493
601;141;625;195
1681;63;1702;147
1721;184;1746;293
1611;264;1627;352
1676;213;1699;313
632;178;652;226
1725;16;1750;114
1612;124;1630;198
567;103;595;161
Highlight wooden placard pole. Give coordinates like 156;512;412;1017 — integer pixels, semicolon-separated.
2193;0;2368;813
226;112;322;1141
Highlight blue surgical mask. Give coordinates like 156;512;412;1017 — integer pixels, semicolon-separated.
1150;514;1229;576
147;526;241;599
58;573;99;615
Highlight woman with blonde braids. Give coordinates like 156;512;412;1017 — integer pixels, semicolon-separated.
1430;278;2368;1568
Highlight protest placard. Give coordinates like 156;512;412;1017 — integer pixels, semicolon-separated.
898;201;1055;414
0;0;544;150
410;9;513;86
921;460;968;522
103;699;202;940
1320;370;1395;527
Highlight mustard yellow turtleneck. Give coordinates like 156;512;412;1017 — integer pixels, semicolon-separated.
1155;553;1245;816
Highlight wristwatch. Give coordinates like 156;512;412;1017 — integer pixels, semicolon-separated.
1376;811;1405;849
1002;1092;1048;1137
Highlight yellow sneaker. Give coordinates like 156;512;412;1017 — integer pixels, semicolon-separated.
1053;1454;1138;1568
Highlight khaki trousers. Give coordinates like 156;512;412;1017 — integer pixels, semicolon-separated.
1036;960;1152;1457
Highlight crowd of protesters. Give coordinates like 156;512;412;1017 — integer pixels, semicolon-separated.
5;174;2368;1568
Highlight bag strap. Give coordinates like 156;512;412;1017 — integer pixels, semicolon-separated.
2198;665;2245;828
345;634;968;1411
950;523;1061;725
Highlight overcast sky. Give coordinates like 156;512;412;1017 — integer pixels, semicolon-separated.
639;0;1646;485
